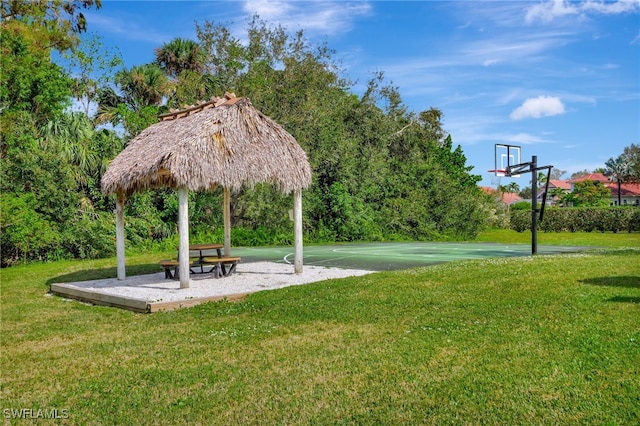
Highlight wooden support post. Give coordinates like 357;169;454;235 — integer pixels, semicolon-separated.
115;190;126;280
293;189;303;274
223;187;231;256
178;186;190;288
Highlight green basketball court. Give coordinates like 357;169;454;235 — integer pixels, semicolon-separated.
231;242;593;271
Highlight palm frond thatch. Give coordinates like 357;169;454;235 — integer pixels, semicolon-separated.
101;96;312;196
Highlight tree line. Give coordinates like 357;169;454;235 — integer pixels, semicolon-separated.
0;1;566;266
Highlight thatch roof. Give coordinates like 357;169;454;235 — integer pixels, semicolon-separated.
101;95;312;196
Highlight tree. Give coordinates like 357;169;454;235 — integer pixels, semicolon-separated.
548;187;567;206
604;154;633;206
519;187;532;199
550;168;566;180
532;171;548;189
170;70;220;109
115;63;171;109
41;111;98;183
623;144;640;182
571;170;591;179
505;182;520;194
59;33;122;116
155;37;205;78
0;0;116;265
96;63;171;136
195;20;247;90
1;0;102;51
3;11;492;263
564;180;610;207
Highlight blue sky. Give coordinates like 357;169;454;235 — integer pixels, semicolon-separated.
79;0;640;187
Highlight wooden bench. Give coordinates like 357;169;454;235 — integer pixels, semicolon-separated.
160;257;241;279
158;259;194;279
202;256;242;277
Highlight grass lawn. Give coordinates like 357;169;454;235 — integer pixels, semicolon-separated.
1;231;639;424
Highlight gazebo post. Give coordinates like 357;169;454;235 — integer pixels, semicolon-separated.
178;186;190;288
223;188;231;256
293;189;303;274
115;190;126;280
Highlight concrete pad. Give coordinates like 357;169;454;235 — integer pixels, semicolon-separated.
50;261;374;313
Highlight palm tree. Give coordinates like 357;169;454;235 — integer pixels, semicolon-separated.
155;38;205;78
506;182;520;194
604;154;633;206
115;63;172;110
94;64;172;136
41;112;98;185
94;86;121;126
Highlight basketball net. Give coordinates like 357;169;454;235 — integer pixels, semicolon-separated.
490;174;501;189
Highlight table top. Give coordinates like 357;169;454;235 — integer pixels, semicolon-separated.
189;243;223;250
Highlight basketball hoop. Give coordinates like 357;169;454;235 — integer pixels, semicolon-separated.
494;144;522;178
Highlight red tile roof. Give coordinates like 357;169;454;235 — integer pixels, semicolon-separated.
480;186;522;204
609;182;640;196
548;180;571;190
570;173;610;183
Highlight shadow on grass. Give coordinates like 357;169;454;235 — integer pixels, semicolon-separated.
580;276;640;289
581;276;640;304
46;263;160;285
607;296;640;304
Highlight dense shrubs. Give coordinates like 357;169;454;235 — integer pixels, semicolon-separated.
511;207;640;233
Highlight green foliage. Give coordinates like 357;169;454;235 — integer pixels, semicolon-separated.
1;13;490;266
511;207;640;233
1;0;102;51
0;27;71;124
563;180;610;207
604;153;635;206
59;32;122;115
623;143;640;181
511;201;531;211
62;211;116;259
155;37;205;78
0;193;61;265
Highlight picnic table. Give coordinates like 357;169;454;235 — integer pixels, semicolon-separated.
159;243;241;279
189;243;223;273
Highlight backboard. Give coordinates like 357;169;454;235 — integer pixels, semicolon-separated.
494;144;521;177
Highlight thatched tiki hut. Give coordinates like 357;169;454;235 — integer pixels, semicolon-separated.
101;94;312;288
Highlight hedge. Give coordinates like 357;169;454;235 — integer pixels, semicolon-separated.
510;207;640;233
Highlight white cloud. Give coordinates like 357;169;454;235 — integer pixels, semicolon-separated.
582;0;640;14
242;0;294;21
525;0;580;23
525;0;640;23
242;0;372;35
510;96;566;120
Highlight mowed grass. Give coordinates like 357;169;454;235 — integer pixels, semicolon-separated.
1;232;639;424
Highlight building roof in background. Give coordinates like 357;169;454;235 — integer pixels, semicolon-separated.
611;183;640;196
548;180;571;190
480;186;523;205
570;173;610;183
